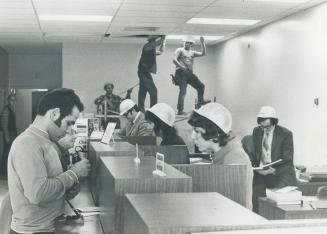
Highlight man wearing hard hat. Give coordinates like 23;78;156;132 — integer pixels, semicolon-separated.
173;35;207;115
118;99;154;137
188;103;253;209
137;35;166;112
251;106;297;212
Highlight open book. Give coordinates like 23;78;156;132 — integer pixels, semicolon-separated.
253;159;283;170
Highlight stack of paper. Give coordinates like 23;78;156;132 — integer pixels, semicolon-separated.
266;186;302;205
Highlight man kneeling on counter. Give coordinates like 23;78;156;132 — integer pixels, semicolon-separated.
188;102;253;209
118;99;154;137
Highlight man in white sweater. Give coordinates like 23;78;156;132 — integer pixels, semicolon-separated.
8;88;90;234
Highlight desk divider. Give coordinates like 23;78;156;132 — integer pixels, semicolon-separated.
173;164;248;207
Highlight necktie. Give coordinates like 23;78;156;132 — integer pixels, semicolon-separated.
262;131;270;164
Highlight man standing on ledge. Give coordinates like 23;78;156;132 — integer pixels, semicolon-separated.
8;89;90;234
173;36;207;115
138;35;166;112
251;106;297;212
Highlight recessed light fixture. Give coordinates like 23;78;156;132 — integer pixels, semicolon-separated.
167;35;223;41
38;14;112;22
187;18;260;26
246;0;309;2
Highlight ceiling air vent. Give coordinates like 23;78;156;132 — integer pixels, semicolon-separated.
124;26;160;32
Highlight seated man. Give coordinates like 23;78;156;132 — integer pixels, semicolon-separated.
251;106;297;212
119;99;153;137
187;102;253;209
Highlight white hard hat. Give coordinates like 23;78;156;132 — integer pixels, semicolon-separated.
193;103;232;134
119;99;136;115
183;35;196;44
147;103;175;127
257;106;278;119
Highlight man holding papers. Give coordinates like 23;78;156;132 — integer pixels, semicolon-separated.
251;106;297;212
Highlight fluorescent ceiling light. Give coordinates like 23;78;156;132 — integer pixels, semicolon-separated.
246;0;309;2
38;14;112;22
187;18;260;26
167;35;223;41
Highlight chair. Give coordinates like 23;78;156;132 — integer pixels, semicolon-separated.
317;186;327;198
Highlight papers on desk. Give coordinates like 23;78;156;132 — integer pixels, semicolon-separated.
77;207;106;216
266;187;302;205
190;158;212;165
89;131;104;139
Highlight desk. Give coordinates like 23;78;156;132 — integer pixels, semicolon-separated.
123;193;267;234
258;197;327;220
98;156;192;234
298;180;327;196
55;182;103;234
88;141;136;204
192;226;327;234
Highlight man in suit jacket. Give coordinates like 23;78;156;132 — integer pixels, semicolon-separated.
118;99;154;137
251;106;297;212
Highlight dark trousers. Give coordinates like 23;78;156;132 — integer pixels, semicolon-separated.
252;173;287;213
137;70;158;112
0;139;13;177
175;69;204;112
10;229;54;234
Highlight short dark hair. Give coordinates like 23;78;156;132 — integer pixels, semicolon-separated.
188;111;229;147
37;88;84;119
104;83;114;90
257;117;278;125
145;111;176;137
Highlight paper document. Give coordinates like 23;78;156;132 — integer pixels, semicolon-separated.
253;159;283;170
89;131;104;139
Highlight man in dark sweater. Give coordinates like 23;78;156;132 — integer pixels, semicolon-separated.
0;94;17;178
137;35;166;112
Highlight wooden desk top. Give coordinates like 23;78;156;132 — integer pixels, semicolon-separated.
55;182;103;234
192;226;327;234
125;193;267;228
89;141;135;153
100;156;191;180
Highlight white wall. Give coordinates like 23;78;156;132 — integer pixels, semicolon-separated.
214;2;327;166
15;89;33;134
9;54;62;89
63;43;217;114
0;47;8;88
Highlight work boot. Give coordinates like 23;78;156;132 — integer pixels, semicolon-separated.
177;110;187;116
196;100;211;109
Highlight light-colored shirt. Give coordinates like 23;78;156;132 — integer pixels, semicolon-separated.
8;126;78;233
211;137;253;210
261;126;275;165
175;48;196;71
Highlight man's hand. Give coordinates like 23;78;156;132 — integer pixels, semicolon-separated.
127;88;133;95
65;183;80;200
256;167;276;176
200;36;205;44
58;134;77;150
70;159;91;180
